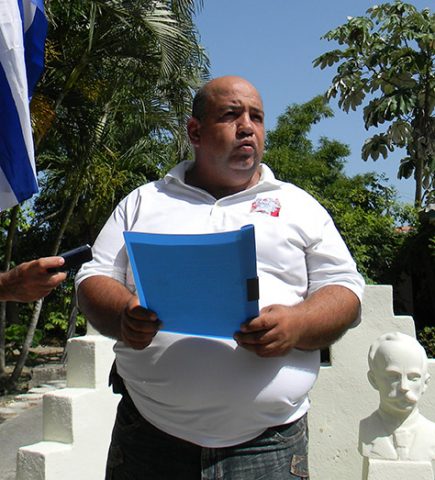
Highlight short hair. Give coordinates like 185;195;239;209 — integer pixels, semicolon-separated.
191;83;209;121
368;332;428;373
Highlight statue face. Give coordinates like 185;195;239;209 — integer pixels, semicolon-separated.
371;342;428;416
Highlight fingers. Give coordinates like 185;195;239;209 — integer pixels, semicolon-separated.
235;339;287;357
121;317;161;350
234;327;280;357
24;258;67;294
35;270;67;297
2;259;68;302
121;298;161;350
234;305;296;357
35;256;65;272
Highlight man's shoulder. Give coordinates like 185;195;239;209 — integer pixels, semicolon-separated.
120;179;164;202
123;161;192;200
270;180;328;214
415;413;435;432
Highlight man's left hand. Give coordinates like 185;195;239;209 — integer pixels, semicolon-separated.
233;285;361;357
234;304;301;357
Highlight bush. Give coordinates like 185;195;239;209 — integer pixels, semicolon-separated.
5;324;43;356
44;311;86;338
418;327;435;359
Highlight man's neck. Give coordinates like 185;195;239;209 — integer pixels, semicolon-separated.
377;406;420;432
185;164;261;199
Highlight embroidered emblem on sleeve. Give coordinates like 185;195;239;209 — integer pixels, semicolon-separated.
250;198;281;217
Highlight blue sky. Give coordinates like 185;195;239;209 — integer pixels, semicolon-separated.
194;0;431;204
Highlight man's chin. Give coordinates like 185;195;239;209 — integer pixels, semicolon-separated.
388;399;417;414
230;157;259;172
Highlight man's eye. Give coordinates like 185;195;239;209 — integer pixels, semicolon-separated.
386;372;400;381
252;114;264;123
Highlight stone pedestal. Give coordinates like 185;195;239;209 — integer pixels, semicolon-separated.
363;457;434;480
16;335;119;480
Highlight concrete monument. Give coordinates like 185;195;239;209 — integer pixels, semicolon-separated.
359;332;435;479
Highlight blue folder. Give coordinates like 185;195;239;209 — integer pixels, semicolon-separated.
123;225;259;338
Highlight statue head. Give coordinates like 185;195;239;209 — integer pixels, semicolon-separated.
367;332;430;417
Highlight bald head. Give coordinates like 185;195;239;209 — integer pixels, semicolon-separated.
368;332;428;375
192;76;263;121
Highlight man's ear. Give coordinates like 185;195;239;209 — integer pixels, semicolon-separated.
187;117;201;147
367;370;378;391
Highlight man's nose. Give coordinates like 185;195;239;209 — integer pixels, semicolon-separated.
399;376;411;391
236;113;254;136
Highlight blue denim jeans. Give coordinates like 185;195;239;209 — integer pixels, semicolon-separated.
105;393;309;480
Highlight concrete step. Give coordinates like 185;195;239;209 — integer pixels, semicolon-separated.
0;379;67;424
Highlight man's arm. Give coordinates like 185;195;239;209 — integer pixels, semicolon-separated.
77;275;161;350
0;257;67;302
234;285;360;357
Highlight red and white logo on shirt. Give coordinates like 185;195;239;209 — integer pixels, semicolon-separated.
250;198;281;217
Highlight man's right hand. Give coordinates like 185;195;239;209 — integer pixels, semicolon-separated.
120;296;161;350
0;257;67;302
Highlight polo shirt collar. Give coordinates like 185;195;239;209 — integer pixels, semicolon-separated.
164;160;280;191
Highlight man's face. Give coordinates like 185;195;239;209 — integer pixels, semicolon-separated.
371;342;428;416
188;78;265;195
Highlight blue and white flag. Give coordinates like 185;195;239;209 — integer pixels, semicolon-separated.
0;0;47;211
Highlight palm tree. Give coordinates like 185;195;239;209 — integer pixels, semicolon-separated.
1;0;209;391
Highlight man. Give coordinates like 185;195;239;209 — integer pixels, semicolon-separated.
76;76;364;479
359;332;435;461
0;257;66;302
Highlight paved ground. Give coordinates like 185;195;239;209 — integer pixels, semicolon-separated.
0;379;66;479
0;403;43;480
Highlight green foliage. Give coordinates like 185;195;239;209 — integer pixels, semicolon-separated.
6;0;210;305
417;326;435;358
264;96;407;283
37;278;84;340
384;215;435;331
29;0;210;250
1;1;209;386
5;325;43;352
44;311;86;337
313;1;435;208
320;175;409;282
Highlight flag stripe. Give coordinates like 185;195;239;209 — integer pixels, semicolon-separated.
0;60;38;202
0;0;47;210
24;0;47;97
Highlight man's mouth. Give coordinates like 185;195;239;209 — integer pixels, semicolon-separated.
237;141;255;153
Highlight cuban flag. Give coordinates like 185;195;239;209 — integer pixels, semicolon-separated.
0;0;47;211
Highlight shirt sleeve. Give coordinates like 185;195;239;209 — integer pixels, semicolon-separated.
74;192;136;290
305;208;365;306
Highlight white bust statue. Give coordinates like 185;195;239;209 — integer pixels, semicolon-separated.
359;332;435;461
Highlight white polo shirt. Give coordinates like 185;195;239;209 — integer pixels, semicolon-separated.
76;160;364;447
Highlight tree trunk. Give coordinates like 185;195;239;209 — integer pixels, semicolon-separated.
0;205;19;374
7;298;43;389
414;156;423;209
61;289;78;363
5;185;83;390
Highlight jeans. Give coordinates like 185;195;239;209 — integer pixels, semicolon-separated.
105;393;309;480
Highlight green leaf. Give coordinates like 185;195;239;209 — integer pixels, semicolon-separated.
398;157;415;179
314;0;435;208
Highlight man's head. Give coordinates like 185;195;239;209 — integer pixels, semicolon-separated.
186;76;265;198
368;332;430;416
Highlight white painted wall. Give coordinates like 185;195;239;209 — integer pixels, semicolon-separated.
309;285;435;479
16;285;435;479
16;336;119;480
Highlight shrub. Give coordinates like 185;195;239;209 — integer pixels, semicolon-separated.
418;327;435;359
